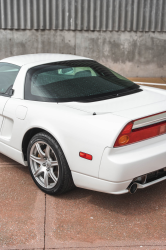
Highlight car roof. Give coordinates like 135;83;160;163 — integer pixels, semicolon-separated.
0;53;91;67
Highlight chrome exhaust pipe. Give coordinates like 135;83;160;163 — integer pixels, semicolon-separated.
128;182;138;194
134;174;147;184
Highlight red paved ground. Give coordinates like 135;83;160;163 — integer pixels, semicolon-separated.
0;81;166;249
1;154;166;249
0;155;45;249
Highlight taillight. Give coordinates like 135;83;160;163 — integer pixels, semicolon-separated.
114;120;166;148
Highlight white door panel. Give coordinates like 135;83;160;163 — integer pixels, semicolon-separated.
1;117;13;139
0;115;3;131
0;98;28;150
0;96;10;113
0;96;10;133
0;98;28;165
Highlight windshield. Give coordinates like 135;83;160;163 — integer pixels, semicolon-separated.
25;60;139;102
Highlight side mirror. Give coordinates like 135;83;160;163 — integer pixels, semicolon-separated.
9;89;14;96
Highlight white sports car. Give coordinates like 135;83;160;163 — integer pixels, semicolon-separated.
0;53;166;195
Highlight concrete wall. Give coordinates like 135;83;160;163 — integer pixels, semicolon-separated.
0;30;166;77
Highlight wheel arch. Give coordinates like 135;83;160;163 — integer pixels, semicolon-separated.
22;127;62;161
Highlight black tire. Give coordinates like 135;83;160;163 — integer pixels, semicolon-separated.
27;132;75;195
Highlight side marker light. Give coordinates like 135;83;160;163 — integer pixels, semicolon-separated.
79;152;92;160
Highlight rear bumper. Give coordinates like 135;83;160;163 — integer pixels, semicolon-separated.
72;171;131;194
72;169;166;195
72;135;166;195
99;134;166;183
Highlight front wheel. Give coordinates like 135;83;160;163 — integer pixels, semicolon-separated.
27;132;75;195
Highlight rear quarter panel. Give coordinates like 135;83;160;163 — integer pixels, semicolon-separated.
2;98;129;178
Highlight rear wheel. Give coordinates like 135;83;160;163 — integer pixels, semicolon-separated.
27;132;75;195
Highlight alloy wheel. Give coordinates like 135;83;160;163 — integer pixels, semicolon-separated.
29;141;59;189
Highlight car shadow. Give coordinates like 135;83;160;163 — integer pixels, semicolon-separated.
57;180;166;215
13;163;166;216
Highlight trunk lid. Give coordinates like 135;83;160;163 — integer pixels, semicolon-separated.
60;87;166;120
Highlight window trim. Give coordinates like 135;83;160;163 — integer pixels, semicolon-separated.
24;60;139;103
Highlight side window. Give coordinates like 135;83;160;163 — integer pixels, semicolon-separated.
0;63;20;95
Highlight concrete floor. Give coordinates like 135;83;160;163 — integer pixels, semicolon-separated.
0;80;166;250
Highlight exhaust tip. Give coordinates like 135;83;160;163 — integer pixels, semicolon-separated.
134;175;147;184
128;182;138;194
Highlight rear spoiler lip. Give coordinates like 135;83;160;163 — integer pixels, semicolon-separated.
133;111;166;129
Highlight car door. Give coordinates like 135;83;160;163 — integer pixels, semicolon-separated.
0;62;21;134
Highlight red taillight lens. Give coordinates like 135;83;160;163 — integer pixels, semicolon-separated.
114;120;166;148
79;152;92;160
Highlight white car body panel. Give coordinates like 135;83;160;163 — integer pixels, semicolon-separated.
0;53;166;195
60;87;166;114
0;96;10;130
72;171;131;194
1;53;90;67
99;134;166;182
2;97;129;177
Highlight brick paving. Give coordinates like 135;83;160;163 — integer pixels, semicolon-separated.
0;79;166;250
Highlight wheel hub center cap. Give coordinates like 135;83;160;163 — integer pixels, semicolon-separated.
46;160;51;168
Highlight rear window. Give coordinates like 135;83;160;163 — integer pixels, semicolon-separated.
25;60;139;102
0;63;20;95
